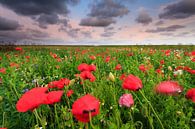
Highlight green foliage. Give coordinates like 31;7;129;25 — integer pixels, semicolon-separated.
0;46;194;129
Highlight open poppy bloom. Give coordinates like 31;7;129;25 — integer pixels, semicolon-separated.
16;87;48;112
16;87;64;112
66;90;74;97
0;68;6;74
78;63;96;72
122;74;143;91
72;94;100;123
80;71;96;82
48;78;70;89
119;94;134;108
155;81;183;95
15;47;23;51
115;64;122;70
186;88;195;102
139;64;147;72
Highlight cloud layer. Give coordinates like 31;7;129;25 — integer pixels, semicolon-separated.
80;0;129;27
159;0;195;19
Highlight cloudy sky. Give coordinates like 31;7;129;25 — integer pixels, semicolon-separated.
0;0;195;45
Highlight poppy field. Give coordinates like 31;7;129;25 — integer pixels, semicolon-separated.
0;46;195;129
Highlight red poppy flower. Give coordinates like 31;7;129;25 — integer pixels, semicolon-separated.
120;73;126;81
10;62;19;68
66;90;74;97
186;88;195;102
160;60;164;65
16;87;48;112
139;64;147;72
78;64;86;72
15;47;23;51
105;56;110;63
72;94;100;123
78;63;96;72
89;55;96;60
0;128;7;129
0;68;6;74
91;64;97;70
25;56;30;59
191;51;195;56
48;78;70;89
165;50;171;56
80;71;96;82
127;52;133;56
122;74;143;91
119;94;134;108
191;58;195;62
156;69;162;74
155;81;183;95
187;69;195;74
44;91;64;104
115;64;122;70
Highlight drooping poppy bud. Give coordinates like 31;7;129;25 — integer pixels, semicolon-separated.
72;94;100;123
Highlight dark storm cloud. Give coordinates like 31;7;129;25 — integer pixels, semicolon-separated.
89;0;129;18
0;0;80;28
146;25;185;33
80;0;129;27
36;13;60;29
0;29;49;40
0;16;21;31
135;9;152;25
80;17;115;27
159;0;195;19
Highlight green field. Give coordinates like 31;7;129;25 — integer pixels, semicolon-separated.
0;46;195;129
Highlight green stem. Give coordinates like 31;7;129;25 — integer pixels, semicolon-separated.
34;109;46;129
89;112;95;129
54;104;60;129
2;112;5;127
66;97;74;129
139;90;164;129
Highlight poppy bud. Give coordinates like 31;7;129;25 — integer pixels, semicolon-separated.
0;96;3;102
69;79;75;86
109;72;115;82
168;66;172;71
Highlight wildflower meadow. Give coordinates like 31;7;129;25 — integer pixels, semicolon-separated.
0;46;195;129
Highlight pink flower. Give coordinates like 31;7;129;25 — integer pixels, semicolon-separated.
119;94;134;108
155;81;183;95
